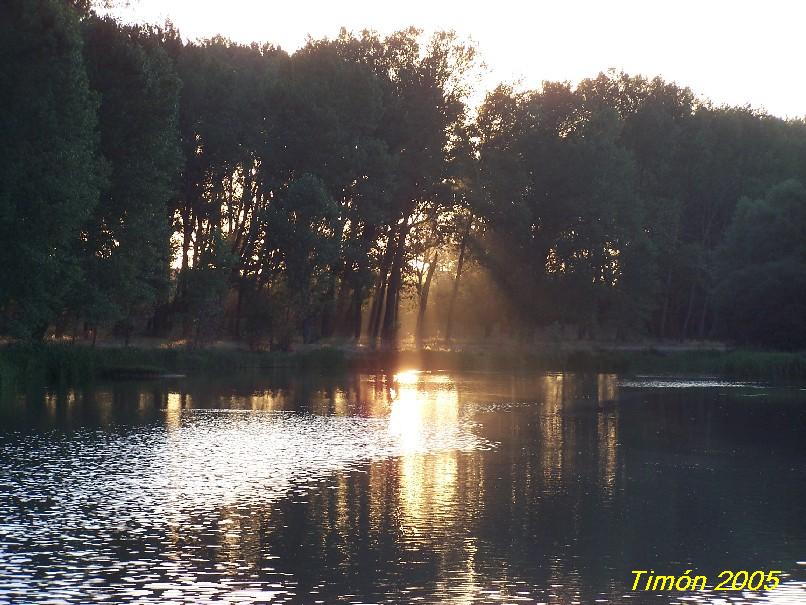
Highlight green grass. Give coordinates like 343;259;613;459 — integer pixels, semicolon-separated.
346;347;806;379
624;349;806;379
0;343;348;395
0;343;804;397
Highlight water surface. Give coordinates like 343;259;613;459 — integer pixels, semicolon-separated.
1;371;804;604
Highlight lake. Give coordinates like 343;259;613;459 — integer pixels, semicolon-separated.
0;370;804;604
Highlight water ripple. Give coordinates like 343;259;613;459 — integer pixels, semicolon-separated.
0;408;488;603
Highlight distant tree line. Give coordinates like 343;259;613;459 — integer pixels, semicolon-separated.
1;0;804;349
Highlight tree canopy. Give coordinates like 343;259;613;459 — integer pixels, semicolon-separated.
1;3;804;350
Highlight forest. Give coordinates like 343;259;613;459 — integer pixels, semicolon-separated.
2;0;805;351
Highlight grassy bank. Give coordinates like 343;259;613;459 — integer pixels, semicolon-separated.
350;348;806;380
1;343;804;394
0;343;346;392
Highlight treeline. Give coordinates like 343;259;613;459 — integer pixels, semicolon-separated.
1;0;804;350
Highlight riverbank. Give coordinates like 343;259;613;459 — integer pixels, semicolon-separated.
354;347;806;379
0;343;344;390
1;342;805;393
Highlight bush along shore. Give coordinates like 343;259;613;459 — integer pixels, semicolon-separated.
0;343;345;391
1;343;805;396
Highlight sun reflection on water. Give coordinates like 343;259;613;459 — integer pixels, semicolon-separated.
2;371;802;604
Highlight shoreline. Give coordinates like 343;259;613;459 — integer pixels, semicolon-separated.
1;342;805;390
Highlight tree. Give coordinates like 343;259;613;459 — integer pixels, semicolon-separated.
268;40;390;340
71;16;182;342
0;0;102;337
475;82;644;338
713;180;806;349
259;174;340;345
3;8;806;351
332;28;478;344
169;38;286;336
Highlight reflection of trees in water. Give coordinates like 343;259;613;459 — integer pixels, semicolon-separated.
235;371;628;602
597;373;620;499
17;372;626;601
10;372;805;603
454;372;622;602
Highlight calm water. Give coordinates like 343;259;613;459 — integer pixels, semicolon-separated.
0;370;804;604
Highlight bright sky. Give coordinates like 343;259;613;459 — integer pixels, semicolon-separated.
106;0;805;119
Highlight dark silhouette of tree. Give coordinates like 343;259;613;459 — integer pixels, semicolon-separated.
1;4;805;350
0;0;102;337
69;16;182;343
713;180;806;349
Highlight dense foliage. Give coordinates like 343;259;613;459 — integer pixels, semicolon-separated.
1;1;804;349
0;0;102;337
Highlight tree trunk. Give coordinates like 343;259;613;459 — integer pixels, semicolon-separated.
658;267;673;338
681;281;697;340
380;225;408;345
302;316;314;344
234;282;244;340
331;281;351;337
415;251;438;347
368;225;397;343
368;281;386;343
352;286;364;340
180;207;192;290
445;218;472;343
320;280;337;339
697;292;710;339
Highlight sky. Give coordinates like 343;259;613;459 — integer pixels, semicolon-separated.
105;0;805;119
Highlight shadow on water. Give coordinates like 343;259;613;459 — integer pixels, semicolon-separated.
0;370;804;603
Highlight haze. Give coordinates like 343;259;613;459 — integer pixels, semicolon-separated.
105;0;804;118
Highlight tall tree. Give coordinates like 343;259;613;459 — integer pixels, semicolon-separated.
0;0;102;337
476;82;643;337
333;28;478;344
713;180;806;349
71;16;182;341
